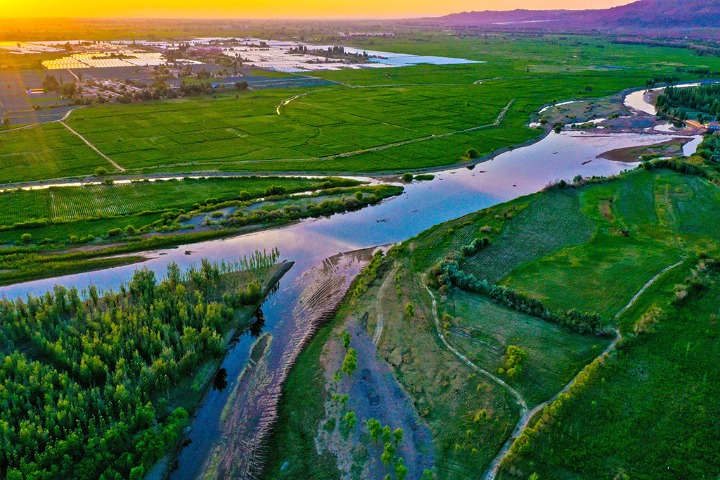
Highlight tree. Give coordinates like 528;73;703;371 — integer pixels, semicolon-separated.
344;411;357;429
465;148;480;159
20;233;32;244
393;427;404;444
95;167;108;177
404;303;415;318
381;442;396;465
402;173;414;183
340;329;351;349
395;458;408;480
366;418;382;442
341;348;357;375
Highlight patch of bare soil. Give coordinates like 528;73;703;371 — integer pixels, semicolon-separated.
200;249;376;479
316;318;435;480
599;138;692;162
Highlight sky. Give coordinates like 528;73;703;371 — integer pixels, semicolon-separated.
0;0;636;19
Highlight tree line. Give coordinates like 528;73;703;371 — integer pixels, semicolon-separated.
656;84;720;122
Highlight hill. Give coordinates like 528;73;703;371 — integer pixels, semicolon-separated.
426;0;720;34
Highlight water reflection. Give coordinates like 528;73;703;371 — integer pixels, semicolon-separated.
212;368;228;392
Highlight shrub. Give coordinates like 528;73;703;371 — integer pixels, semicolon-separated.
95;167;108;177
107;228;123;237
20;233;32;244
264;185;286;196
402;173;414;183
465;148;480;159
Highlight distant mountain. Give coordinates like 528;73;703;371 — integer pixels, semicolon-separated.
424;0;720;32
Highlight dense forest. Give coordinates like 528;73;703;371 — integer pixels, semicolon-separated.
0;253;279;480
656;84;720;122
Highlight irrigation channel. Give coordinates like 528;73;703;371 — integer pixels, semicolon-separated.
0;90;702;479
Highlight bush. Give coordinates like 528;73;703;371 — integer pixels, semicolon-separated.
465;148;480;159
20;233;32;244
264;185;287;196
95;167;108;177
402;173;414;183
107;228;123;237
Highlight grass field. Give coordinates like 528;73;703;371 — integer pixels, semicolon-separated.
5;33;720;182
463;190;595;284
0;122;110;183
266;164;720;479
498;261;720;480
444;291;608;406
501;171;720;317
0;176;350;226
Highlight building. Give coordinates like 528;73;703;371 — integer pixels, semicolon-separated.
708;122;720;132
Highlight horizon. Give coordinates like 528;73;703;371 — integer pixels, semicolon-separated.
0;1;636;20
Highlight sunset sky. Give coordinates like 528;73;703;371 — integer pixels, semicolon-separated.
0;1;635;19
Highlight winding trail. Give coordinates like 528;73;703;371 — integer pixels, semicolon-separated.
373;264;399;345
59;121;125;172
480;259;685;479
421;274;528;411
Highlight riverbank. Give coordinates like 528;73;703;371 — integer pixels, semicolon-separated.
0;183;402;286
147;259;295;480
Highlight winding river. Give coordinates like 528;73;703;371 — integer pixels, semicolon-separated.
0;89;700;479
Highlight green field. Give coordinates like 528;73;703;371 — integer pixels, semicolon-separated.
499;260;720;480
445;291;607;405
5;34;720;183
0;176;352;226
266;164;720;479
0;176;406;285
0;122;110;183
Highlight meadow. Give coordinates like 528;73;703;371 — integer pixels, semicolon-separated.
5;33;720;183
0;176;353;226
498;259;720;480
265;162;720;479
0;176;406;285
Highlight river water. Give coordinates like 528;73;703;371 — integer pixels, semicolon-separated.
0;91;698;479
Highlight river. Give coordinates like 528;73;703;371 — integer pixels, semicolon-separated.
0;89;698;479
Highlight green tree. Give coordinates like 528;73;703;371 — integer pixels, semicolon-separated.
366;418;382;442
395;457;408;480
341;348;357;375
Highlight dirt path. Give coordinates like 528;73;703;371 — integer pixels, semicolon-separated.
59;121;125;172
421;274;528;410
481;260;685;480
373;264;398;346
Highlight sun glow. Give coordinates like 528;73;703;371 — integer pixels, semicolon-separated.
0;1;635;19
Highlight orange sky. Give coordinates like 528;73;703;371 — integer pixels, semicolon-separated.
0;1;635;19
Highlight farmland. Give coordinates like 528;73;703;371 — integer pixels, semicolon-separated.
265;161;720;479
0;176;403;284
4;34;720;183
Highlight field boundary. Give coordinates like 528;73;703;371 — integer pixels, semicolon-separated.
59;121;125;172
481;259;686;480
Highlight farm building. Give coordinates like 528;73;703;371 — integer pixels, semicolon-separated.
708;122;720;132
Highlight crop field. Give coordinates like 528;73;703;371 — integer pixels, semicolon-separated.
4;34;720;182
499;262;720;480
0;122;110;183
501;171;720;317
445;291;608;406
463;190;596;284
64;83;517;173
0;176;341;225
